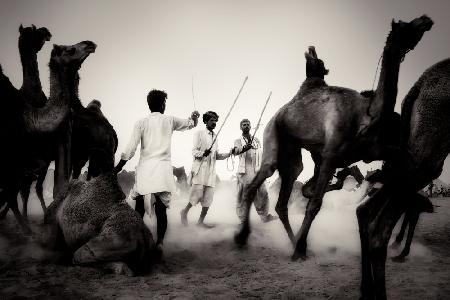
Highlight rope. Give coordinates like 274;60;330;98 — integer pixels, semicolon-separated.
226;155;235;171
371;53;383;91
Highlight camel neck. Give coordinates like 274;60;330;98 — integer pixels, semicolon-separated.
21;63;74;133
19;50;45;105
369;46;401;120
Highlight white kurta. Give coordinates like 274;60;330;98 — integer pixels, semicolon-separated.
121;112;195;195
191;129;230;187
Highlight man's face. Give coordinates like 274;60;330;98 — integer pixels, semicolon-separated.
206;117;218;131
241;121;251;134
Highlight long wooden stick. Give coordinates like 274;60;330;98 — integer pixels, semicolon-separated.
191;75;197;111
208;76;248;151
194;76;248;175
250;91;272;144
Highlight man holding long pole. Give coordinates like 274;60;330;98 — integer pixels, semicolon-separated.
180;111;232;228
181;76;248;228
233;119;277;223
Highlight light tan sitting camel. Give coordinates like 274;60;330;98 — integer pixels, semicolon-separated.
234;16;433;262
43;173;158;275
357;57;450;300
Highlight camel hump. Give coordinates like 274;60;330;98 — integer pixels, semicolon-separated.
86;99;104;116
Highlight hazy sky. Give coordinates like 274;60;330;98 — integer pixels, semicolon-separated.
1;0;449;183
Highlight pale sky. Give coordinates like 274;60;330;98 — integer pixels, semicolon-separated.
1;0;449;183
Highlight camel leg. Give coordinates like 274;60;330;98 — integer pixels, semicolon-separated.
390;213;408;250
357;186;403;300
73;229;138;276
19;176;33;220
35;170;48;214
5;188;31;234
292;159;334;260
275;142;303;245
301;154;321;199
391;212;418;263
54;121;72;199
0;203;9;219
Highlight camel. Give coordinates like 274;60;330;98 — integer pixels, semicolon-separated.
0;98;119;220
357;56;450;299
0;40;96;232
15;25;52;217
18;24;51;107
42;173;159;275
234;16;433;262
0;26;116;221
71;98;118;180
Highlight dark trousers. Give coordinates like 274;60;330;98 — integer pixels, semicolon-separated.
135;194;167;245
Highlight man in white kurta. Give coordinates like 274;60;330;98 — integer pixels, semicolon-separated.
234;119;277;223
180;111;231;228
114;89;199;247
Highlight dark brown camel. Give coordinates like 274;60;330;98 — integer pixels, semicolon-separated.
16;25;52;217
1;26;112;222
71;99;118;180
357;56;450;299
235;16;433;262
0;40;95;232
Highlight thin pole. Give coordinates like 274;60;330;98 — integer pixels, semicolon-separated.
209;76;248;151
194;76;248;174
191;75;197;111
250;91;272;144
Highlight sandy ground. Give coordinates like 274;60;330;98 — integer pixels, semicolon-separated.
1;183;449;299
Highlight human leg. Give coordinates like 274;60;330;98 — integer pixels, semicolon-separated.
197;186;215;228
154;194;168;245
181;184;203;225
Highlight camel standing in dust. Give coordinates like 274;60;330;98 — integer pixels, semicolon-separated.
0;39;96;232
43;173;158;275
16;25;52;217
0;25;117;220
235;16;433;261
357;57;450;299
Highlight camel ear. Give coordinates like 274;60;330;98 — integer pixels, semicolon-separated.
19;24;24;33
32;24;36;30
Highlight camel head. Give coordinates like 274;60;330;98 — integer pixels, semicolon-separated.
50;41;96;72
19;24;52;54
387;15;433;59
304;46;329;79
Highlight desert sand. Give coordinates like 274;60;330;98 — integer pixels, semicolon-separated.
1;181;449;299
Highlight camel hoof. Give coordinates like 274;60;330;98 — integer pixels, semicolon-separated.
108;262;134;276
391;255;406;263
291;250;307;261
